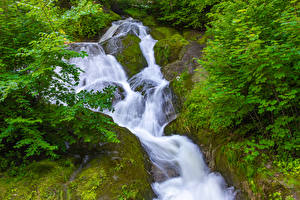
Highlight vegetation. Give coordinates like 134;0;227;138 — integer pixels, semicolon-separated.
0;0;119;172
150;0;220;29
185;0;299;168
1;0;299;198
165;0;299;198
0;126;153;200
115;35;147;77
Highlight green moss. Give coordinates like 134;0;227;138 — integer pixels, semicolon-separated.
69;126;153;200
116;35;147;77
0;159;76;200
183;30;203;41
154;34;189;66
142;16;158;27
124;8;148;20
197;34;209;45
151;26;179;40
0;126;153;200
107;11;122;23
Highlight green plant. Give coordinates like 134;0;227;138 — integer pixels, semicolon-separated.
151;0;222;29
186;0;299;159
180;0;299;195
118;185;138;200
0;0;117;171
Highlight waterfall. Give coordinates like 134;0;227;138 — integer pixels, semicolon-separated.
70;18;236;200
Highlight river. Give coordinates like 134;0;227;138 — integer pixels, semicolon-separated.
70;18;236;200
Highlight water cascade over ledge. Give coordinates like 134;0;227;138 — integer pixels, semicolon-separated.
70;18;236;200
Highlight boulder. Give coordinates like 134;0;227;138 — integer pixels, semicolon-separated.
0;125;154;200
154;34;189;67
115;34;148;78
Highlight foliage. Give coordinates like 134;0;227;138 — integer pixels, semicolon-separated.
60;0;112;39
118;184;139;200
150;0;221;29
182;0;299;185
0;0;117;171
14;0;114;40
107;0;150;11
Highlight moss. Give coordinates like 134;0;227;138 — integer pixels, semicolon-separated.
151;26;179;40
0;158;76;200
107;11;122;23
116;34;147;77
123;8;148;20
154;34;189;66
69;126;153;200
197;34;209;45
142;16;158;27
183;30;203;41
0;126;153;200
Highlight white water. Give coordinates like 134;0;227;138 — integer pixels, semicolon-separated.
70;18;235;200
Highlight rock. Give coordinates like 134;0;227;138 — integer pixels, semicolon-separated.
154;34;189;67
0;125;154;200
142;16;158;27
151;26;179;40
183;30;204;41
115;34;148;78
162;41;205;81
68;125;154;200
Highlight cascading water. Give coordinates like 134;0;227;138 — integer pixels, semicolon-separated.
70;18;236;200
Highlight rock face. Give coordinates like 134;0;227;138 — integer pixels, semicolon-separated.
154;34;189;67
68;125;154;200
150;25;206;83
115;34;148;78
161;41;205;81
0;125;154;200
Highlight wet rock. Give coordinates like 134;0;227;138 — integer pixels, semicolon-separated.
67;125;154;200
151;164;180;183
115;34;148;77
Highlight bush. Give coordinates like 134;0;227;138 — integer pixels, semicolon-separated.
185;0;299;161
151;0;221;29
0;0;117;171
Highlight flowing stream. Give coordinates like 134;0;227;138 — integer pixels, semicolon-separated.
70;18;235;200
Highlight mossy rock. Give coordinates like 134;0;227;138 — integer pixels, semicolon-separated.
150;26;179;40
182;29;209;45
107;11;122;23
124;8;148;20
0;159;77;200
0;126;154;200
154;34;189;66
116;34;148;77
69;126;153;200
197;34;210;45
183;30;203;41
141;16;158;27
